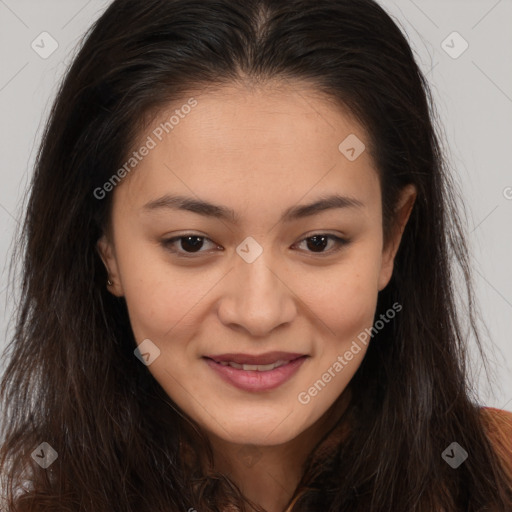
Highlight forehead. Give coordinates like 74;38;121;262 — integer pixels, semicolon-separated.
114;82;380;221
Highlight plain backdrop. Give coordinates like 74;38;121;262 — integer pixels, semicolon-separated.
0;0;511;411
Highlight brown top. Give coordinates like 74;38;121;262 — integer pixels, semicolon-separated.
283;406;512;511
480;406;512;481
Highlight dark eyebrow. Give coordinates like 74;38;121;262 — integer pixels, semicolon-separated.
142;193;364;223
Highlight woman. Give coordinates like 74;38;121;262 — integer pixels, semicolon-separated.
1;0;511;510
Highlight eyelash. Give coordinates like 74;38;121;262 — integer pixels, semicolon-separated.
161;233;349;258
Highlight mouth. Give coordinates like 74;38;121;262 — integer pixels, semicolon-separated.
203;352;309;392
204;351;306;366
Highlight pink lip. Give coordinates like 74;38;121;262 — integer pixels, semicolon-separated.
204;355;308;392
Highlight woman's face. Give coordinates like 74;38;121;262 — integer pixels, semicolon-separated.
98;82;415;447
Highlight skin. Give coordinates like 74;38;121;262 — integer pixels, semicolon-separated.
97;81;416;512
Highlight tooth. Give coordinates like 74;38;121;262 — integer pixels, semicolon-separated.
238;360;291;371
253;363;277;371
216;359;294;371
242;364;259;371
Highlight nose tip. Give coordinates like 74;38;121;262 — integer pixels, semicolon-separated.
218;254;297;337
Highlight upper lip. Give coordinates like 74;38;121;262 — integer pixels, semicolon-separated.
205;352;306;365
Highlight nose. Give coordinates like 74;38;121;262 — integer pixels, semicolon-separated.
217;248;297;337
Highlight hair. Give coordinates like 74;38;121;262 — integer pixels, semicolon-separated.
1;0;511;510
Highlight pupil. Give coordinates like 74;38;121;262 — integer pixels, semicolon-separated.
307;235;328;252
181;236;203;252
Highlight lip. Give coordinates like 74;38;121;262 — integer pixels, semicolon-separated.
204;351;305;365
204;355;308;392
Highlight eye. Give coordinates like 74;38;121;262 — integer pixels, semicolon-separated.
161;234;220;257
161;233;349;258
293;233;349;255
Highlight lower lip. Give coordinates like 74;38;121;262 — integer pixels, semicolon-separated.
204;356;308;392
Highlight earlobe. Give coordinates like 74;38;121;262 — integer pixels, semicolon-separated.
378;184;417;291
96;235;124;297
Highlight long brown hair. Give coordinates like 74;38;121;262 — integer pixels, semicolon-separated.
1;0;511;510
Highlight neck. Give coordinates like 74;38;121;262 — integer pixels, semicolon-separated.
205;388;352;512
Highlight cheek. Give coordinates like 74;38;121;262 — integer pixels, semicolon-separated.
122;270;214;343
112;237;209;341
301;251;381;343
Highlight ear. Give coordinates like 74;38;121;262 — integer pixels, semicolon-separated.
96;234;124;297
378;184;417;291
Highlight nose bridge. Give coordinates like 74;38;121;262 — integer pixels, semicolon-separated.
237;238;284;307
221;236;296;334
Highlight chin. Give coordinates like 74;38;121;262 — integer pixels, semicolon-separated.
207;414;308;447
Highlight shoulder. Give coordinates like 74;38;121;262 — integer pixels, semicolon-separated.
479;406;512;477
480;406;512;439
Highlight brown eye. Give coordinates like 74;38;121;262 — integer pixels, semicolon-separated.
162;234;219;256
161;233;348;259
294;234;348;255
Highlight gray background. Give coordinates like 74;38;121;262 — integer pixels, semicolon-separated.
0;0;511;410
